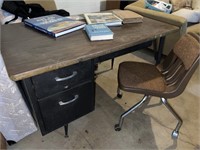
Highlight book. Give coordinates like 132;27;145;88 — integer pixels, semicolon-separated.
66;15;85;21
84;12;122;26
24;14;86;37
85;24;114;41
113;10;143;24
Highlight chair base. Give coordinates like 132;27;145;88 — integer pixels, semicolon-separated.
115;95;183;139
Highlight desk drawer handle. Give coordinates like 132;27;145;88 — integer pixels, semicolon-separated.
58;94;79;106
55;71;77;82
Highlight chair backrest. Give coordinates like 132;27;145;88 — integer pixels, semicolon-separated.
159;33;200;98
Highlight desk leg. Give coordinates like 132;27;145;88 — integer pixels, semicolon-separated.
155;36;165;64
64;124;69;138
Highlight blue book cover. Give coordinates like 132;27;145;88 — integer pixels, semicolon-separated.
24;14;85;37
85;24;114;41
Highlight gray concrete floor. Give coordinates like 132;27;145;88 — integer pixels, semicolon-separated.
8;50;200;149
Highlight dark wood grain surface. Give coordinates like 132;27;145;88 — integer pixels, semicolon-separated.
1;17;178;81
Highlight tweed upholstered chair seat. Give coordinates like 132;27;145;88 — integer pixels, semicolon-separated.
115;33;200;139
118;62;166;93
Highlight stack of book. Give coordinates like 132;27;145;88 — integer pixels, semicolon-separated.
24;14;86;38
83;10;143;41
83;12;121;41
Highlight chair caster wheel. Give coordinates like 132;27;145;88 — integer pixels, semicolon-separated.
114;124;121;131
117;93;122;98
172;130;179;139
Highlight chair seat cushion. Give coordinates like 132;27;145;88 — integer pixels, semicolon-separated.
118;61;166;93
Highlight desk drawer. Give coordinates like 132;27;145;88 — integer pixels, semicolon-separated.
32;60;92;99
38;81;95;133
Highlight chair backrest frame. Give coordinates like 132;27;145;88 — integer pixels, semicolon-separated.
163;55;199;98
159;33;200;98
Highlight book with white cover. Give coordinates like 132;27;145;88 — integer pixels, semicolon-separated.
84;12;122;26
85;24;114;41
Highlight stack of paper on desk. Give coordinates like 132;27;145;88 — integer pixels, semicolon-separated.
113;10;143;24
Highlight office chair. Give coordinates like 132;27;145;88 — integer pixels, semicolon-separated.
115;33;200;139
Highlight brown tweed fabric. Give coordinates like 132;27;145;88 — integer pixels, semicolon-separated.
173;34;200;70
118;62;166;92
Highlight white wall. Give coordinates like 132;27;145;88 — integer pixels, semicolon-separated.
55;0;106;15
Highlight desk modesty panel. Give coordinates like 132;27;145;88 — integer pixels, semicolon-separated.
1;17;178;81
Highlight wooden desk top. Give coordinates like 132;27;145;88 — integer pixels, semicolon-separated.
1;17;178;81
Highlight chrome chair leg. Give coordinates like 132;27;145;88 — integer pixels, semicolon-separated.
161;97;183;139
115;95;149;131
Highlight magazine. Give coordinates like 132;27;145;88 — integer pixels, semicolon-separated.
84;12;122;26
